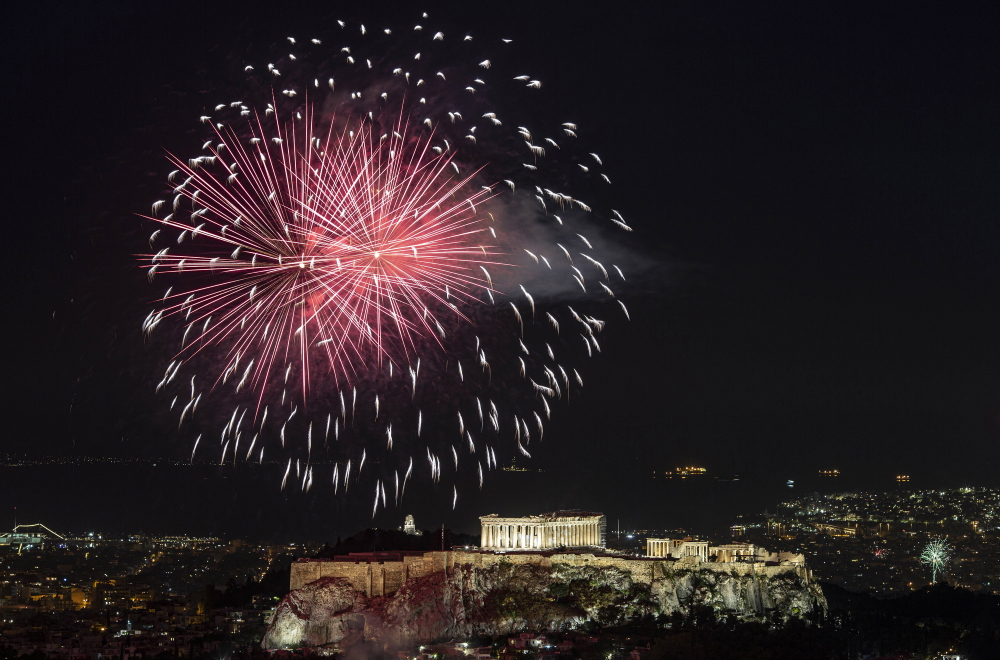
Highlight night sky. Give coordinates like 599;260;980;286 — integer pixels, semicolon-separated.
4;0;1000;540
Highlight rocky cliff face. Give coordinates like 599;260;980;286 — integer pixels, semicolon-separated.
263;562;827;650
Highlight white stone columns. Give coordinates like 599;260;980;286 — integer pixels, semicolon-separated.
480;515;604;551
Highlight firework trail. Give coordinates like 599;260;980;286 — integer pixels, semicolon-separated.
140;13;634;514
920;537;952;583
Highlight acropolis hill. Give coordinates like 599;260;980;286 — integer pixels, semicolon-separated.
264;511;825;650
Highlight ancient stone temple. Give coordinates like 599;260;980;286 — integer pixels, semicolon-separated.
479;510;606;550
646;538;709;560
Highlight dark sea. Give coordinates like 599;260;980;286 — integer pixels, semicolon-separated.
2;459;995;543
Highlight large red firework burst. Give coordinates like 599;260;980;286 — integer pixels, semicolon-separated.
145;104;499;397
139;18;632;512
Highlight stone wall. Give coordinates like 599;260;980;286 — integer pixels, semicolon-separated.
290;550;813;596
290;554;430;594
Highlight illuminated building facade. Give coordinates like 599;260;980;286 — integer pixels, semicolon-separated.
479;511;606;550
646;538;709;560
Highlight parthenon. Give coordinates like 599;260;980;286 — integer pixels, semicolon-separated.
479;511;606;550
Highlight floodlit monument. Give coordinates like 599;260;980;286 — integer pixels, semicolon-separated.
479;510;606;550
646;538;805;565
402;514;422;536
